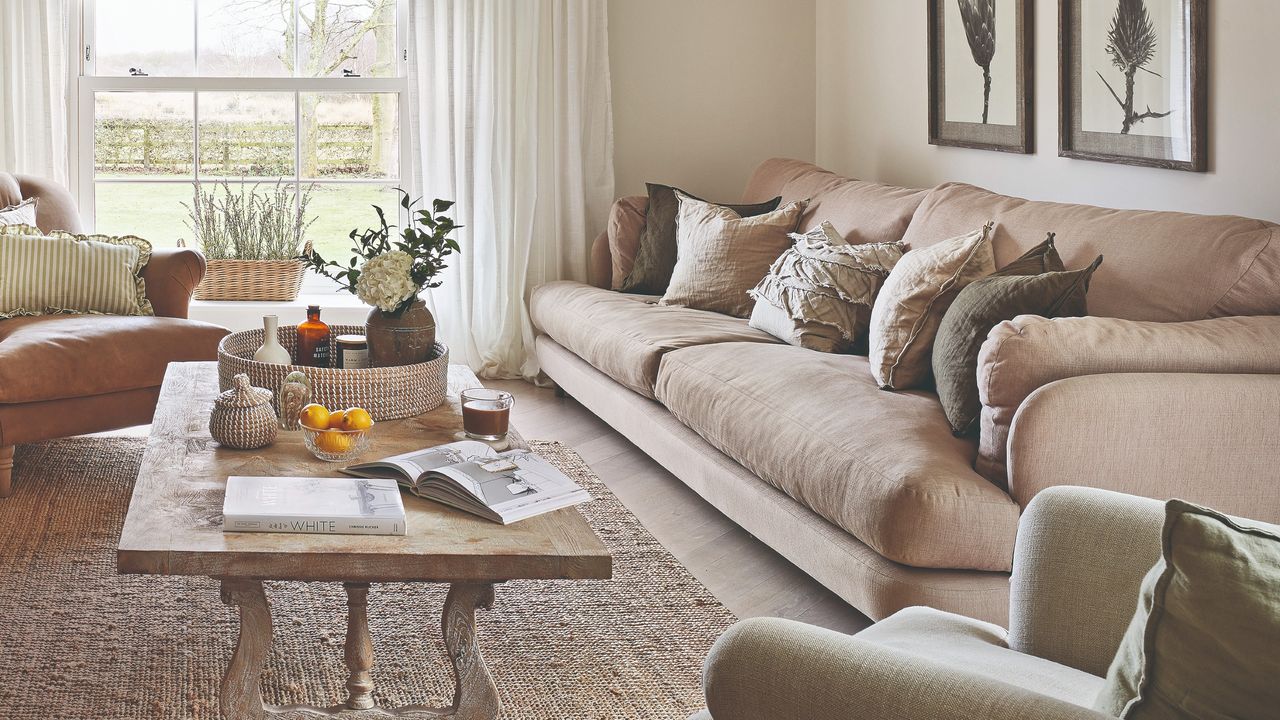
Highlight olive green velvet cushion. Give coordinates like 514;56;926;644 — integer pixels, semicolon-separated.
619;183;782;295
933;243;1100;435
1093;500;1280;719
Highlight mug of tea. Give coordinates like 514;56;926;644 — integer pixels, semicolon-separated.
460;388;514;441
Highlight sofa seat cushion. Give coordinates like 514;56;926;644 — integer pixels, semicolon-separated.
530;281;780;399
654;342;1019;571
859;607;1104;707
0;314;229;404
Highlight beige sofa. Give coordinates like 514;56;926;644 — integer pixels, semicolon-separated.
690;487;1166;720
530;158;1280;625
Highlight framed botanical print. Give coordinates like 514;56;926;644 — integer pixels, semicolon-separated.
928;0;1034;154
1059;0;1208;171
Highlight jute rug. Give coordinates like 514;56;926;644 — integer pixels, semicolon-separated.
0;438;735;719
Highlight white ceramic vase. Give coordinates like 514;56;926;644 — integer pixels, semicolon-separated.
254;315;292;365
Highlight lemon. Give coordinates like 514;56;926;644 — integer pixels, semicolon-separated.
299;403;330;431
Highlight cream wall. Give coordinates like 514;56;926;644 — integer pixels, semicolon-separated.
607;0;817;201
815;0;1280;223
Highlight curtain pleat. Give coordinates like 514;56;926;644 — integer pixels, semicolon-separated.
0;0;72;185
408;0;614;380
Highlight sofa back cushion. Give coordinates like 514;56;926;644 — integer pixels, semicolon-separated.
741;158;928;247
901;183;1280;322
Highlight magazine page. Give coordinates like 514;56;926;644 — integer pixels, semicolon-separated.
348;440;497;486
427;449;591;524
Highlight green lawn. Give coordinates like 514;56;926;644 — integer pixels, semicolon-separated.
94;182;403;263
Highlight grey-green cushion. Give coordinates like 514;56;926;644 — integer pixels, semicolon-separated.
1093;500;1280;719
933;255;1100;435
619;183;781;295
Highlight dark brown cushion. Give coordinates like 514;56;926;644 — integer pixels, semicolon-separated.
933;253;1102;436
619;183;781;295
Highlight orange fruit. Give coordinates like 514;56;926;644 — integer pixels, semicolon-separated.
299;403;330;430
339;407;373;431
327;409;348;429
315;429;353;455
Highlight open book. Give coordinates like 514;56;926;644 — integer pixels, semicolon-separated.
342;441;591;525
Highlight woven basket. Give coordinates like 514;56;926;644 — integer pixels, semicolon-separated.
218;324;449;421
194;241;312;301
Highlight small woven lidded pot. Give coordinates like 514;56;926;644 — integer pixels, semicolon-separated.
209;373;279;450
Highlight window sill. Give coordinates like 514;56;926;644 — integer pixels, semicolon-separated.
190;292;372;332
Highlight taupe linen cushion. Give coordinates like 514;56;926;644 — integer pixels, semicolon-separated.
0;197;37;226
868;223;997;390
606;195;649;290
749;230;905;353
620;183;782;295
975;314;1280;487
654;341;1020;571
934;255;1101;436
660;195;806;318
529;281;780;399
1094;500;1280;719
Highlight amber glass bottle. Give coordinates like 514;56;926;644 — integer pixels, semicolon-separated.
295;305;331;367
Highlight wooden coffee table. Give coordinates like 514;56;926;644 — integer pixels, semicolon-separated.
117;362;612;720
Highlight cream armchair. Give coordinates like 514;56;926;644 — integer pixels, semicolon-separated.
691;487;1168;720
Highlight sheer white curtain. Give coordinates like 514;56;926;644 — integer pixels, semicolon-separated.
408;0;614;380
0;0;73;185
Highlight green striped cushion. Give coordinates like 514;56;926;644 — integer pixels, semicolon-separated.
0;224;154;319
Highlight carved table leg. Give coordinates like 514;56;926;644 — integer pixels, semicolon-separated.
440;583;499;720
343;583;376;710
0;445;14;498
220;579;272;720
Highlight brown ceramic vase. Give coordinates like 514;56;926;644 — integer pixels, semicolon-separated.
365;298;437;367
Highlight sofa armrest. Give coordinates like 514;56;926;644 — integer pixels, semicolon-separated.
141;247;207;319
1008;487;1164;679
976;314;1280;484
1006;372;1280;515
702;617;1112;720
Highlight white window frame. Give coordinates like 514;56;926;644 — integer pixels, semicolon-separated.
73;0;412;242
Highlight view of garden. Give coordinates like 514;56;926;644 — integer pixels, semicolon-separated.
92;0;401;262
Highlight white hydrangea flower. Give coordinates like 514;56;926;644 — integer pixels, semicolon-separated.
355;251;419;312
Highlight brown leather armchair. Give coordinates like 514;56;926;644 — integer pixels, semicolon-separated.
0;173;230;497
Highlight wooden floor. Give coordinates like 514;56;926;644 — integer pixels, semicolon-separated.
486;379;872;635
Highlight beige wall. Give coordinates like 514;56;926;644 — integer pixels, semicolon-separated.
608;0;817;201
815;0;1280;223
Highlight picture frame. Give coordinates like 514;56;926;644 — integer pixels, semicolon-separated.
928;0;1034;154
1059;0;1208;171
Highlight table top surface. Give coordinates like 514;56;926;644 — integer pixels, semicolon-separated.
117;362;611;583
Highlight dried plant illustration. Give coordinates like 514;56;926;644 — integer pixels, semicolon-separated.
958;0;996;124
1097;0;1172;134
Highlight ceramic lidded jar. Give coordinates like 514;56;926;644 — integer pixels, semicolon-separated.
210;373;278;450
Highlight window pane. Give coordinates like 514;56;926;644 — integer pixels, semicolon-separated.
95;0;194;76
95;92;194;178
198;0;294;77
299;0;398;77
302;183;402;263
95;183;194;247
300;93;399;179
198;92;296;178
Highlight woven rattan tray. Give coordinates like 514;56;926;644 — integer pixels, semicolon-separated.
218;324;449;421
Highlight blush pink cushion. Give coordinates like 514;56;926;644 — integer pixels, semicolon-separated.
607;195;648;290
900;183;1280;322
976;314;1280;486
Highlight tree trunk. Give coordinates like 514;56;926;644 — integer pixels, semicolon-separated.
369;0;396;176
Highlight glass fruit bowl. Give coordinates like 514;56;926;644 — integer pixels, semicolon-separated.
300;423;374;463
